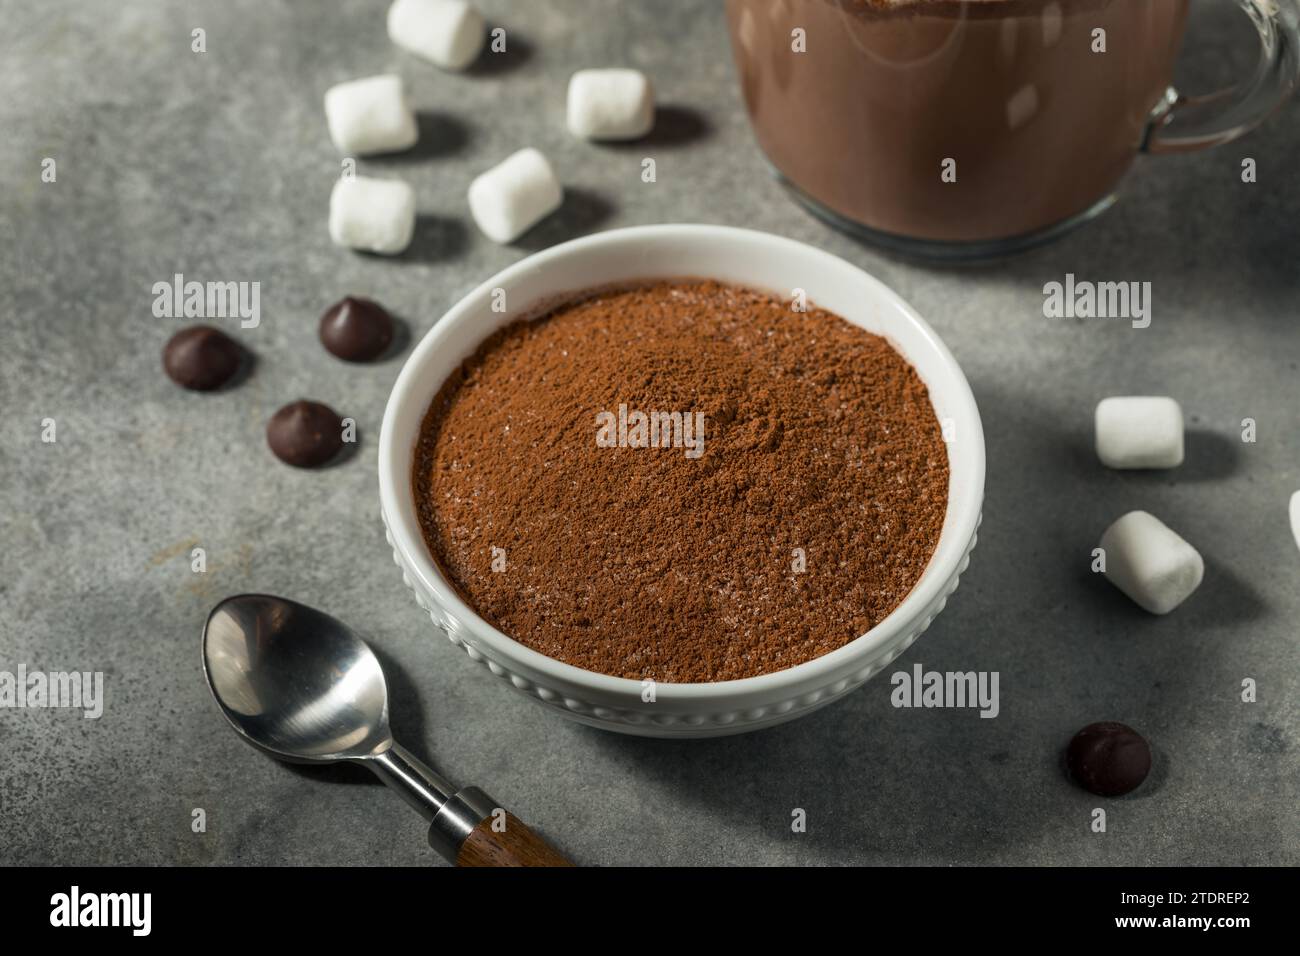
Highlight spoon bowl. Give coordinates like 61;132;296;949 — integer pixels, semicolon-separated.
203;594;393;762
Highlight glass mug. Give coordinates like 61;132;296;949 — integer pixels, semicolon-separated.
725;0;1300;258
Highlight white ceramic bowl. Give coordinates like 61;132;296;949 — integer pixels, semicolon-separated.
378;224;984;738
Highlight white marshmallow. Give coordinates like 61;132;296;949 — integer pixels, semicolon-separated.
324;74;418;156
387;0;485;71
467;148;563;243
567;69;655;141
1100;510;1204;615
1290;490;1300;553
1095;396;1184;469
329;176;416;255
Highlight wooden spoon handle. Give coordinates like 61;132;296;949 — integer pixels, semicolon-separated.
456;811;573;867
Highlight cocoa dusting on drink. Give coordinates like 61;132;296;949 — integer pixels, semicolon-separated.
412;280;949;683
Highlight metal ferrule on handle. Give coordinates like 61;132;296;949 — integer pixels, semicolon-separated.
367;743;497;864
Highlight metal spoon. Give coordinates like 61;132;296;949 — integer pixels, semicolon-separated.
202;593;571;866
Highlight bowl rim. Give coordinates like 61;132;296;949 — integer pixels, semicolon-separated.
378;223;985;701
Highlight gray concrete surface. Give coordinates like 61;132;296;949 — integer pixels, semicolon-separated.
1;0;1296;866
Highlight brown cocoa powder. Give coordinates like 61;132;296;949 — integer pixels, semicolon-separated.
412;280;949;683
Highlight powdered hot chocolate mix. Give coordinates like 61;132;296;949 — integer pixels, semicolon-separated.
412;280;949;682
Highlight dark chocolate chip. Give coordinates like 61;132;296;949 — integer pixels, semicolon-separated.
1066;721;1152;797
319;297;394;362
162;325;243;391
266;400;345;468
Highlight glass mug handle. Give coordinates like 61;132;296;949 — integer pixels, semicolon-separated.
1145;0;1300;153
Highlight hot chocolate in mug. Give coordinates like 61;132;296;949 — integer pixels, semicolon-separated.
726;0;1300;257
